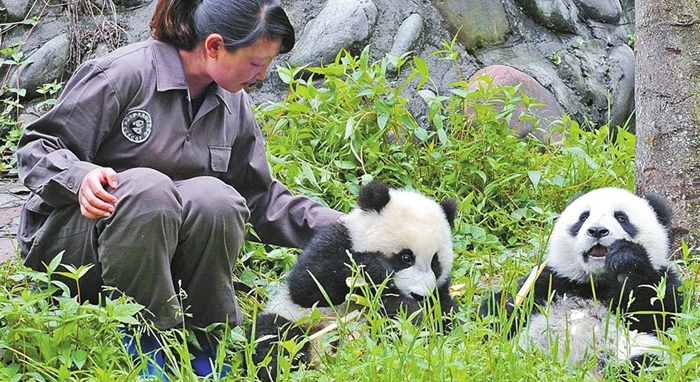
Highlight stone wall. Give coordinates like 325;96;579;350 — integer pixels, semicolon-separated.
1;0;636;137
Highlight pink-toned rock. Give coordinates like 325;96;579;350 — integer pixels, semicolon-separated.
467;65;565;144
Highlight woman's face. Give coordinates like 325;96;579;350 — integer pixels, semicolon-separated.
206;36;282;93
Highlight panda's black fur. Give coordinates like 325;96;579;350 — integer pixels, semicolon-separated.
479;187;683;376
250;181;459;381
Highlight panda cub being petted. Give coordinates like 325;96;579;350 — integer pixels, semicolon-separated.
252;181;459;380
480;187;683;375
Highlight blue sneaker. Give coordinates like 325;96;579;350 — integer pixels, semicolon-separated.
120;328;170;381
189;340;232;378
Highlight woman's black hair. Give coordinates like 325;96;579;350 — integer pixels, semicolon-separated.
150;0;295;52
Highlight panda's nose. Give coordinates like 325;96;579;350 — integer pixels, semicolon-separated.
587;226;609;238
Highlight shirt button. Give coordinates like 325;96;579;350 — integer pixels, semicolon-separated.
67;179;75;188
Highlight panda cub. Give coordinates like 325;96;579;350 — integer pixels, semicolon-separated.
252;180;458;380
479;187;683;375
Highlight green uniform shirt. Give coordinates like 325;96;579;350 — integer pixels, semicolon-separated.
17;38;341;251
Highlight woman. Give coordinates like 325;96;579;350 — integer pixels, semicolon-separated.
16;0;341;377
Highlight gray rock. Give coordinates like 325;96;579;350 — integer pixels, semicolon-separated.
1;0;640;138
573;0;622;23
607;44;635;131
389;13;423;58
116;0;151;9
289;0;378;67
0;0;31;22
514;0;578;33
17;112;38;129
7;33;70;100
387;13;423;73
434;0;510;50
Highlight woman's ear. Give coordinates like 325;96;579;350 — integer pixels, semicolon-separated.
204;34;224;58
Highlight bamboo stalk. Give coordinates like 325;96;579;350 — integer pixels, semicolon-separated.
308;309;362;341
514;259;549;308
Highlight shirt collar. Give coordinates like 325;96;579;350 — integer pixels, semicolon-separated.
151;39;233;114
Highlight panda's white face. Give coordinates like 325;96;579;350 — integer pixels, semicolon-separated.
546;188;670;282
343;188;455;299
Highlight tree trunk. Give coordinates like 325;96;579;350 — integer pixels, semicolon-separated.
635;0;700;256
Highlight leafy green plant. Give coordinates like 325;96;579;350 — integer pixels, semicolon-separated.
0;43;63;175
0;254;141;380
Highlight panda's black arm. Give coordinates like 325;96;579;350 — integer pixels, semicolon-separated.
530;267;598;302
349;251;413;318
479;266;590;319
478;267;598;337
286;223;355;307
604;240;684;333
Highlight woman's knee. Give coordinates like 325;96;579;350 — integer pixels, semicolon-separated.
113;168;180;212
177;177;250;223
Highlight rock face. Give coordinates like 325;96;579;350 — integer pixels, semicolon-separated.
0;0;637;137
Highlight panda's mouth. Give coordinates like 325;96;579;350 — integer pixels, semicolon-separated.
587;244;609;258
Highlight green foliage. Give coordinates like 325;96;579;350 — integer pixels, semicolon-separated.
258;47;635;256
0;254;140;380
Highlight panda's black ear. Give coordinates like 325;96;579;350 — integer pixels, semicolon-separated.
643;193;672;228
440;198;458;229
358;180;391;212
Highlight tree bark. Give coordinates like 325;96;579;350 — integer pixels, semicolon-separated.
635;0;700;256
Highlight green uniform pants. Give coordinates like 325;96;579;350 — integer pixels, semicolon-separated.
20;167;249;330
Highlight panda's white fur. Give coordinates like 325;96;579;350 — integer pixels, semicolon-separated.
480;187;683;376
251;181;458;381
519;297;664;368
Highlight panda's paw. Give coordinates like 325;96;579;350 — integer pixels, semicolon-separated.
605;240;653;276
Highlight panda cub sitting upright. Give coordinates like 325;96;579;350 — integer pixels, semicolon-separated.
479;187;683;375
252;180;458;380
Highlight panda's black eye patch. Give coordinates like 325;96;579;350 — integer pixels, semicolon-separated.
570;211;589;236
614;210;638;237
431;253;442;277
399;250;414;264
389;249;415;271
614;211;628;223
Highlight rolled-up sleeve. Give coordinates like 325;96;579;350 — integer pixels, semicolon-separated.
223;97;342;249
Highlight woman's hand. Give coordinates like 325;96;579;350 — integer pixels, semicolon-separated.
78;167;119;219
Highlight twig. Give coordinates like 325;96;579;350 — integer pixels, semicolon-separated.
514;259;549;308
307;309;362;342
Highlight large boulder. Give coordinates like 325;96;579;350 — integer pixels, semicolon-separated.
6;33;70;100
468;65;566;144
289;0;378;67
434;0;510;50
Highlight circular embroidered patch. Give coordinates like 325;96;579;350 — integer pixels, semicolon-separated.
121;110;152;143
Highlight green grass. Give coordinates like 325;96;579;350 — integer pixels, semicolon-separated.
0;47;698;381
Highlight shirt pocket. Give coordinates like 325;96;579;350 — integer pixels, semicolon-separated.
209;146;232;173
18;194;54;255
